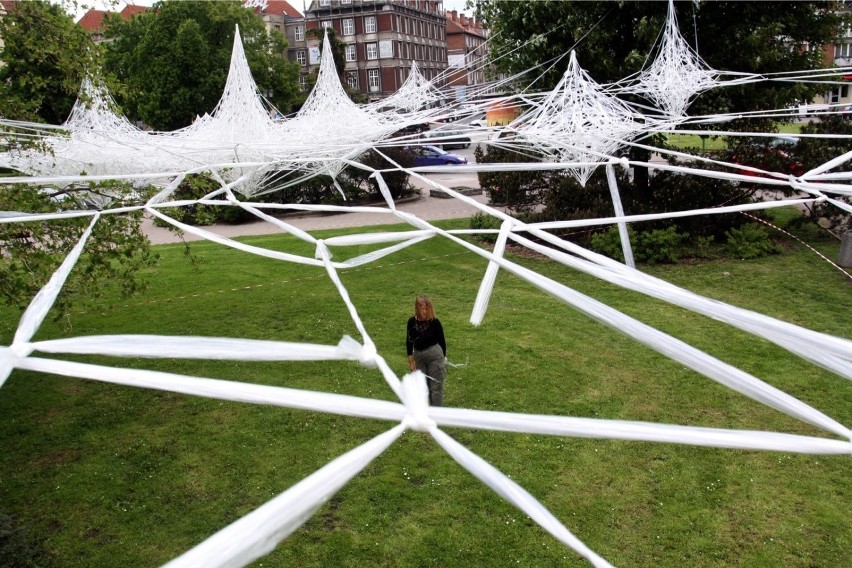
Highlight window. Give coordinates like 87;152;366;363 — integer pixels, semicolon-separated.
294;26;304;41
365;15;376;33
296;50;306;66
368;69;380;92
320;0;330;5
342;0;351;4
366;42;378;60
836;42;852;59
321;20;332;30
299;75;307;91
345;44;356;62
343;18;354;35
346;71;358;89
830;85;849;103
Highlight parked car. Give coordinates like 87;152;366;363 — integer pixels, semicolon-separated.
423;130;472;150
731;136;804;178
409;145;468;167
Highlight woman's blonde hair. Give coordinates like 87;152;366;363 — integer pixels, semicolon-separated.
414;295;435;321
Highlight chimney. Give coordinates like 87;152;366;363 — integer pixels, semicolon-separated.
450;10;457;22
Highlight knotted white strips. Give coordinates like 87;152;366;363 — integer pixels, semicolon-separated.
1;7;850;568
629;0;718;117
513;50;648;186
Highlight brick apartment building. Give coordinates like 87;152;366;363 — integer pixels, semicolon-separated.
299;0;449;101
445;9;486;94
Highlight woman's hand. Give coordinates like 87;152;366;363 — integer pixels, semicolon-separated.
408;356;416;371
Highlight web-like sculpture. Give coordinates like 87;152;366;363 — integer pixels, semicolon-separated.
1;13;851;568
366;60;445;114
627;0;718;117
510;51;652;186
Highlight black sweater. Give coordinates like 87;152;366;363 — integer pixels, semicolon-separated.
406;317;446;356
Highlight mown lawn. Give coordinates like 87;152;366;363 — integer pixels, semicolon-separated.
665;122;805;153
0;216;849;567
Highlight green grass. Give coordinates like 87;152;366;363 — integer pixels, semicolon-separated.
666;122;804;152
0;217;849;567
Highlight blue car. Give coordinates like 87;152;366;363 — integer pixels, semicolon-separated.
410;145;468;167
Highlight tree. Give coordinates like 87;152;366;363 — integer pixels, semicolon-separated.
0;181;158;323
478;1;847;237
481;1;844;128
0;0;96;124
792;116;852;235
0;2;157;321
102;0;300;130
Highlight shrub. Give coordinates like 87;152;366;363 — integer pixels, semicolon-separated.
590;225;633;262
725;222;780;259
154;173;221;227
351;147;415;200
469;212;503;244
790;116;852;236
590;225;688;264
636;164;753;240
636;226;688;264
474;140;548;211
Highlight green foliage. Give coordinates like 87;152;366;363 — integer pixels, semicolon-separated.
0;0;96;123
154;173;223;227
725;222;781;259
468;212;502;243
102;0;300;130
352;147;415;200
791;115;852;235
591;225;688;264
0;181;157;322
637;164;754;239
474;141;548;211
259;148;414;208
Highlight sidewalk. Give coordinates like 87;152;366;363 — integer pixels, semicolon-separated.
143;189;496;245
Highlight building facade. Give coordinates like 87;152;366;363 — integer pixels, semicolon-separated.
302;0;448;101
445;9;486;94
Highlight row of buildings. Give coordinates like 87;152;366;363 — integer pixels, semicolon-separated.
76;0;489;103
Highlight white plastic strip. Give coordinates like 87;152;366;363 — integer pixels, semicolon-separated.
323;229;436;246
29;334;366;362
470;218;512;326
146;207;325;267
17;356;406;421
430;427;615;568
385;217;850;438
429;407;851;454
13;214;100;346
507;232;852;377
605;164;635;268
527;197;821;231
164;424;406;568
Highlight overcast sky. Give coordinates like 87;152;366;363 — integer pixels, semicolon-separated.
62;0;475;22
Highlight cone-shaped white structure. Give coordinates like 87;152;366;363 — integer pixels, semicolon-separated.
515;51;647;185
184;24;278;143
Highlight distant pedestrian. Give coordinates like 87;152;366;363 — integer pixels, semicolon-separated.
406;295;447;406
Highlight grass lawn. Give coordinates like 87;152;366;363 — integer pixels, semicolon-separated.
0;215;849;567
665;122;805;152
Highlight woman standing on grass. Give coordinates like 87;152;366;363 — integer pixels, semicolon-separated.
406;295;447;406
